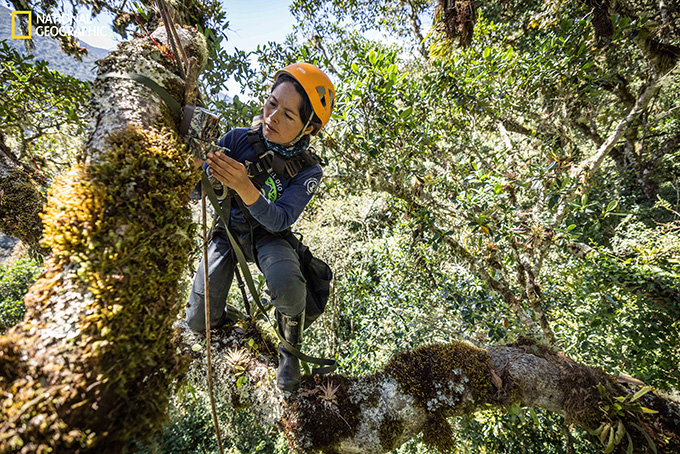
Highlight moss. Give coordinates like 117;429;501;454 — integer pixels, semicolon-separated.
378;343;492;453
422;415;456;453
279;343;493;453
0;125;198;453
0;168;47;254
0;336;25;385
384;343;492;414
377;413;405;452
280;374;379;453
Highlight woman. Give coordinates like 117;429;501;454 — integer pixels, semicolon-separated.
186;63;335;392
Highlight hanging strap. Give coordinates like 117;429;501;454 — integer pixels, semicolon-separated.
200;173;336;375
98;72;183;118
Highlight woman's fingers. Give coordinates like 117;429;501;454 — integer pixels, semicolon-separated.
207;152;248;189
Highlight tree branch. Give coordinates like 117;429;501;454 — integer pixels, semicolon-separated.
0;133;47;255
179;324;680;454
552;67;676;229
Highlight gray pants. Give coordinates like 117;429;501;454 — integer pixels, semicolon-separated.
186;222;306;332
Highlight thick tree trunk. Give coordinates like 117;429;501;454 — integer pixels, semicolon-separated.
180;324;680;454
0;28;206;453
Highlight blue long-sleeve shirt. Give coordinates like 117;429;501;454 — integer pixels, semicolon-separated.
199;127;323;232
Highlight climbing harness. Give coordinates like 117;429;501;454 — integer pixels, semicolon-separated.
245;118;324;181
200;173;337;375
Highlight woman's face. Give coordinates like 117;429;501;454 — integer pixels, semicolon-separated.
263;81;313;146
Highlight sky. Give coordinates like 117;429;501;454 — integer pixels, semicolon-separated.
77;1;297;95
80;1;296;55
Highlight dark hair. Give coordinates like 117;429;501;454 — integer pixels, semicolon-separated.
271;74;323;135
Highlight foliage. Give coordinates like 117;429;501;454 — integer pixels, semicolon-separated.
3;0;680;452
290;0;434;40
130;384;286;454
557;215;680;388
454;407;598;454
0;256;42;333
0;40;90;178
295;191;456;375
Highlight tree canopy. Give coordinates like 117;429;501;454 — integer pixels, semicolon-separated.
0;0;679;453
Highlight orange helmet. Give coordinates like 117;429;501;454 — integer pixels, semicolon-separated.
275;63;335;132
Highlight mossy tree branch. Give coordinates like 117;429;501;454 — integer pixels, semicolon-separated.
0;142;47;255
180;323;680;454
0;27;206;453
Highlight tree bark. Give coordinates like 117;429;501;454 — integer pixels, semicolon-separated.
0;27;206;454
179;323;680;454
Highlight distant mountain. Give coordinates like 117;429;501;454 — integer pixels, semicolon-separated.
1;5;110;81
0;233;18;263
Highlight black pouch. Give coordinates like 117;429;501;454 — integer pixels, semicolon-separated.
280;231;333;329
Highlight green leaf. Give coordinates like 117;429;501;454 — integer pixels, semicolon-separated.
630;385;653;402
630;423;657;454
597;383;608;397
560;19;570;33
639;406;659;414
399;107;413;119
369;49;377;65
528;407;540;426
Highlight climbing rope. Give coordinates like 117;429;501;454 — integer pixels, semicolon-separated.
152;1;224;451
201;183;225;454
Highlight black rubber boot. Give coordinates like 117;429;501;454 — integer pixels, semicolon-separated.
276;309;304;392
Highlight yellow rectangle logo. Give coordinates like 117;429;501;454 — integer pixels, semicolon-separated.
11;11;32;39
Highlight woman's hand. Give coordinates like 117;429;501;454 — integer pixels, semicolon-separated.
206;151;261;205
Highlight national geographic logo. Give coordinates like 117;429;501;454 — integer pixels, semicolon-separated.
10;10;106;39
11;11;31;39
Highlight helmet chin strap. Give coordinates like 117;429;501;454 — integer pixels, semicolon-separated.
288;113;314;146
261;122;310;158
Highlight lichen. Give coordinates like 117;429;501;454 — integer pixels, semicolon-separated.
384;343;492;413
